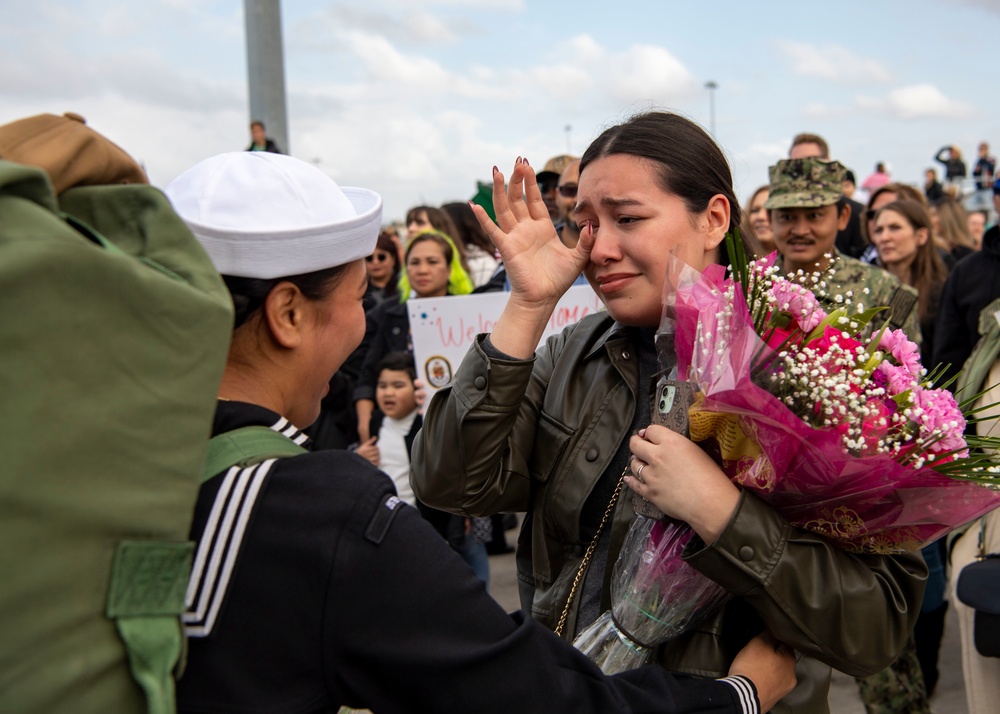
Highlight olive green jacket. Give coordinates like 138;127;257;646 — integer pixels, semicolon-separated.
411;313;927;714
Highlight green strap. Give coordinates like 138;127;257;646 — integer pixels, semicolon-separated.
106;541;195;714
202;425;308;482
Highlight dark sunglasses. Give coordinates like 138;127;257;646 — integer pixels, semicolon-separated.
366;252;392;263
537;179;559;193
557;184;578;198
865;210;877;221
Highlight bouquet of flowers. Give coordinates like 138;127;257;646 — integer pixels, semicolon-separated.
574;241;1000;674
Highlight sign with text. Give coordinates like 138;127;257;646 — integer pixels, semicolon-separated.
408;285;604;396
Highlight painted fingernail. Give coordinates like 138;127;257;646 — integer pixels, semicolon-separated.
638;428;646;437
493;165;499;177
523;157;530;166
515;156;522;165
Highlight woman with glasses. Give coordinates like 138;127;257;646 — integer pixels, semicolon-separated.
363;230;401;312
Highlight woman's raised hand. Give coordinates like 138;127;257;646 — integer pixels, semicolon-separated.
470;158;593;308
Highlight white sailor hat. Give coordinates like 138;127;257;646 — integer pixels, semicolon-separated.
166;152;382;279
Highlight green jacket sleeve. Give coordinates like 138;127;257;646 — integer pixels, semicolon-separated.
684;491;928;677
411;334;554;516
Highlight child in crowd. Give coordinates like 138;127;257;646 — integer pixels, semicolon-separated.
356;352;420;506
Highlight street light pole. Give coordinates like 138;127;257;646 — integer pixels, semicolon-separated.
245;0;289;153
704;81;718;136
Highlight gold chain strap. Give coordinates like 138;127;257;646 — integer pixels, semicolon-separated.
553;467;628;638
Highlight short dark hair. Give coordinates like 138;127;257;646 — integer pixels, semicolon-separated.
250;120;265;130
377;351;416;381
790;133;830;159
406;206;459;243
223;265;349;330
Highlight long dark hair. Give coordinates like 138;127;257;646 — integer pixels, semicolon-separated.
580;111;755;263
223;265;351;330
373;230;401;299
874;200;948;325
441;201;496;256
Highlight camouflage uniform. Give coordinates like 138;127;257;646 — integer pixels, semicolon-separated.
854;634;930;714
775;251;922;345
768;158;929;714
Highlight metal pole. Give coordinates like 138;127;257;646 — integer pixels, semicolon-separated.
245;0;289;154
704;81;718;136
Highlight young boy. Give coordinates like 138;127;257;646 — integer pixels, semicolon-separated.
356;351;420;506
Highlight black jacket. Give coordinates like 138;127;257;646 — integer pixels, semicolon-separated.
245;138;282;154
835;197;867;259
354;300;412;403
934;148;967;181
933;225;1000;384
177;400;759;714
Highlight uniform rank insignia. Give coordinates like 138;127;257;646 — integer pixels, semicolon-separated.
364;494;403;545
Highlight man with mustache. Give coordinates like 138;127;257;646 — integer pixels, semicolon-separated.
766;158;921;343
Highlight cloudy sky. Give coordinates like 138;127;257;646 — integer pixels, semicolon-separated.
3;0;998;222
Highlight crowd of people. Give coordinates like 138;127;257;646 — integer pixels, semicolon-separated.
3;109;999;714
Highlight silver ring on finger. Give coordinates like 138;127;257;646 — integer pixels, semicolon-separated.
635;463;645;483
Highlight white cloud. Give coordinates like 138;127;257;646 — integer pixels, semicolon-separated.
885;84;979;120
549;35;697;107
854;84;978;120
0;42;241;111
291;3;507;49
775;41;892;84
794;84;978;122
604;44;696;104
342;30;508;100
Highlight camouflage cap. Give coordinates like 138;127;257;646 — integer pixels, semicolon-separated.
764;158;846;210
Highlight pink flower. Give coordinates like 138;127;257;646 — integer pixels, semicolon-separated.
878;328;922;377
877;362;917;396
770;279;826;332
910;387;968;456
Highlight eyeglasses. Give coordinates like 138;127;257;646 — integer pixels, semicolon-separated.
537;179;558;193
557;184;578;198
865;210;877;221
366;252;391;263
